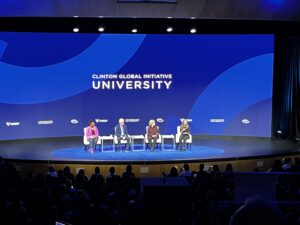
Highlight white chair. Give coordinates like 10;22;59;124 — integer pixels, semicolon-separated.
175;126;192;151
83;127;101;152
145;126;162;150
101;135;114;152
113;126;131;151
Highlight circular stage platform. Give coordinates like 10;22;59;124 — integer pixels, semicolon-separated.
51;145;225;162
0;136;299;163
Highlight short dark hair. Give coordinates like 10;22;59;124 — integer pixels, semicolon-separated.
183;163;189;171
109;166;115;175
199;163;205;170
88;120;94;125
95;166;100;174
126;164;132;173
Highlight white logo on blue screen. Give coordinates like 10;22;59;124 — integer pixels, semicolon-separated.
242;119;250;124
156;118;164;123
125;118;140;123
210;119;225;123
95;119;108;123
6;121;20;127
38;120;53;125
70;119;79;124
180;118;193;122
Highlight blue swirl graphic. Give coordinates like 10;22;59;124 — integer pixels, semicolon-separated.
189;54;273;134
0;34;146;104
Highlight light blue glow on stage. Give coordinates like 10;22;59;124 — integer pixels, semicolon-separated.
51;145;225;161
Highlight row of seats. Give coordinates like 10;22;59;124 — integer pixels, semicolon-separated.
83;126;192;151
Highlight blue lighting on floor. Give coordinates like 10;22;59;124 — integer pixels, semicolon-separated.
51;145;225;161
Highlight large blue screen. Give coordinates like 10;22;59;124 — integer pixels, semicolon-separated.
0;33;274;140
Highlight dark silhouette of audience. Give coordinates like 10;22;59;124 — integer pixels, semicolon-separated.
0;158;300;225
168;166;179;177
230;197;287;225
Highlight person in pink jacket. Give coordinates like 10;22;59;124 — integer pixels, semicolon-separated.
85;120;99;154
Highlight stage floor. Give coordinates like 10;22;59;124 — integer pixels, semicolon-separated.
0;136;300;163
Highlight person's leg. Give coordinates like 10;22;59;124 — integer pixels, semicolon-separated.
179;135;184;150
148;136;153;151
88;138;94;153
94;137;99;151
152;136;158;150
88;138;92;152
117;137;121;151
182;135;189;150
125;135;130;150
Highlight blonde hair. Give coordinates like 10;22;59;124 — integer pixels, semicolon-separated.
181;119;189;128
149;119;155;126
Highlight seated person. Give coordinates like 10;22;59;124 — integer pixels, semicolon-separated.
106;166;122;185
85;120;99;154
147;119;160;151
179;119;191;150
115;118;131;151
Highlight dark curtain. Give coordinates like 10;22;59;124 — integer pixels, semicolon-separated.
272;36;300;140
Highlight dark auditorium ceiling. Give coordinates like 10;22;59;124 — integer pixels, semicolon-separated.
0;0;300;21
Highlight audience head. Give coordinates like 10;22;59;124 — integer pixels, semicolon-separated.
109;166;115;175
225;163;233;172
212;164;220;173
199;163;205;171
63;166;71;175
183;163;189;171
78;169;85;176
126;164;132;173
95;166;100;174
48;165;56;173
169;166;178;177
230;196;287;225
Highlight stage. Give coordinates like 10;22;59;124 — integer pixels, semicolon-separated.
0;136;299;163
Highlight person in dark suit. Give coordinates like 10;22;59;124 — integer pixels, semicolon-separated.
115;118;131;151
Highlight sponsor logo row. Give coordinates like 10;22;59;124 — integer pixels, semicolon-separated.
4;118;251;127
6;120;55;127
4;118;161;127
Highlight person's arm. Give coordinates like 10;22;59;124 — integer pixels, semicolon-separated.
115;126;121;137
125;125;128;136
95;126;99;137
187;127;190;134
114;126;118;136
86;127;91;139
